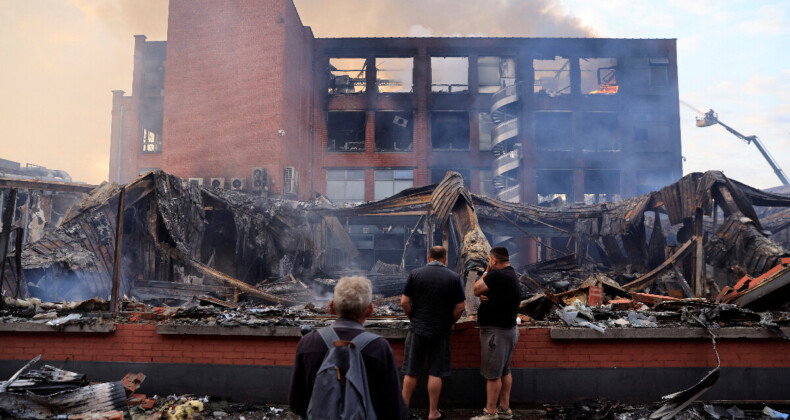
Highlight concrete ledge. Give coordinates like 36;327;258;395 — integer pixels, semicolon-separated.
0;322;115;333
156;324;410;339
550;326;790;340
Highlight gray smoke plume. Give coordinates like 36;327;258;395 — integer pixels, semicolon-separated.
293;0;596;38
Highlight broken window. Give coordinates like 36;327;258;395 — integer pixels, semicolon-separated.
535;112;573;151
580;57;618;95
478;56;515;93
478;113;494;151
375;112;413;152
326;169;365;203
327;112;366;152
581;112;619;151
649;57;669;87
634;113;670;151
584;170;621;203
141;128;162;153
431;112;470;150
537;170;573;204
376;57;413;93
374;169;413;200
431;168;469;186
534;56;570;96
479;169;496;197
328;58;366;94
637;170;673;195
431;57;468;93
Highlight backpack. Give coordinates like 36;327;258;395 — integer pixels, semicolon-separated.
306;327;380;420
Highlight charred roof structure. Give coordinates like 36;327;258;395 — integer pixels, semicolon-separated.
5;169;790;312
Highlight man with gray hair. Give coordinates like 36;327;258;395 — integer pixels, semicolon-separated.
289;276;408;419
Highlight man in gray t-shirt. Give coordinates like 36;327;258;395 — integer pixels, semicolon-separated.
400;246;465;420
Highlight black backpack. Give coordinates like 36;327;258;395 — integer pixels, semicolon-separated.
306;327;380;420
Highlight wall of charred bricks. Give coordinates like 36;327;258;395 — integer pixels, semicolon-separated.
2;323;790;369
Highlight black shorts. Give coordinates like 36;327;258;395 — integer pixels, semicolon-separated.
401;330;452;377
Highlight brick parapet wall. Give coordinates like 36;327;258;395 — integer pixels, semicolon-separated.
2;324;789;369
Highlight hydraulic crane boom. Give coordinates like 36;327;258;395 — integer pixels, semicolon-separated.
696;109;789;186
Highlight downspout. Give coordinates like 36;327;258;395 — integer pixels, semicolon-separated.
117;104;125;184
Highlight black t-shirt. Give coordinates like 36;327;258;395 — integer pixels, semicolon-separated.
477;266;521;328
402;263;466;337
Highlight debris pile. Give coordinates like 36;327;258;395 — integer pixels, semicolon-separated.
0;356;144;419
2;170;790;325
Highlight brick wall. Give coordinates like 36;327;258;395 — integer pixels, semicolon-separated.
162;0;293;191
2;324;789;370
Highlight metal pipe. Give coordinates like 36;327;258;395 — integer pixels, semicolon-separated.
117;104;125;184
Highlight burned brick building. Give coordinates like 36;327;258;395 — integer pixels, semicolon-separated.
109;0;682;208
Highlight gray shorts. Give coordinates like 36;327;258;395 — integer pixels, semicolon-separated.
402;330;452;377
479;326;519;380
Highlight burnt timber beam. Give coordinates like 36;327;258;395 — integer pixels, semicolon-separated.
623;238;695;292
694;208;705;297
0;177;97;194
110;187;125;318
0;188;17;305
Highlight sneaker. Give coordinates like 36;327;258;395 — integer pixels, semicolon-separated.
470;408;498;420
497;407;513;419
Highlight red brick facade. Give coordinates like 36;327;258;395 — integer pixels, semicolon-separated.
2;324;788;370
110;1;682;204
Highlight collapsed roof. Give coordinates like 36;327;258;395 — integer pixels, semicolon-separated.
3;170;790;312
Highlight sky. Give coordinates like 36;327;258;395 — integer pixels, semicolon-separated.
0;0;788;189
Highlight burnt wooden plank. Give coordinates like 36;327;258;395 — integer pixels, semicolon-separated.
624;238;695;291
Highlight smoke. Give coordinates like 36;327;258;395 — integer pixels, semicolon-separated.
293;0;596;38
70;0;168;39
0;1;168;186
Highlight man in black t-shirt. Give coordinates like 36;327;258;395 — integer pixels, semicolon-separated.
472;247;521;420
400;246;465;420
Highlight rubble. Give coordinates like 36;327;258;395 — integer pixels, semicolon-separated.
0;357;141;419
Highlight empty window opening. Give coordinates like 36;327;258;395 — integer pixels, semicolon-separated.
327;112;366;152
326;169;365;203
649;57;669;87
478;113;494;151
584;170;621;203
431;57;468;93
478;56;515;93
634;113;670;150
431;168;470;187
376;57;413;93
637;170;673;195
582;112;619;151
431;112;470;150
141;127;162;153
581;57;618;95
537;170;573;204
328;58;366;94
534;56;571;96
375;112;413;152
536;112;573;151
479;169;496;197
374;169;414;200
